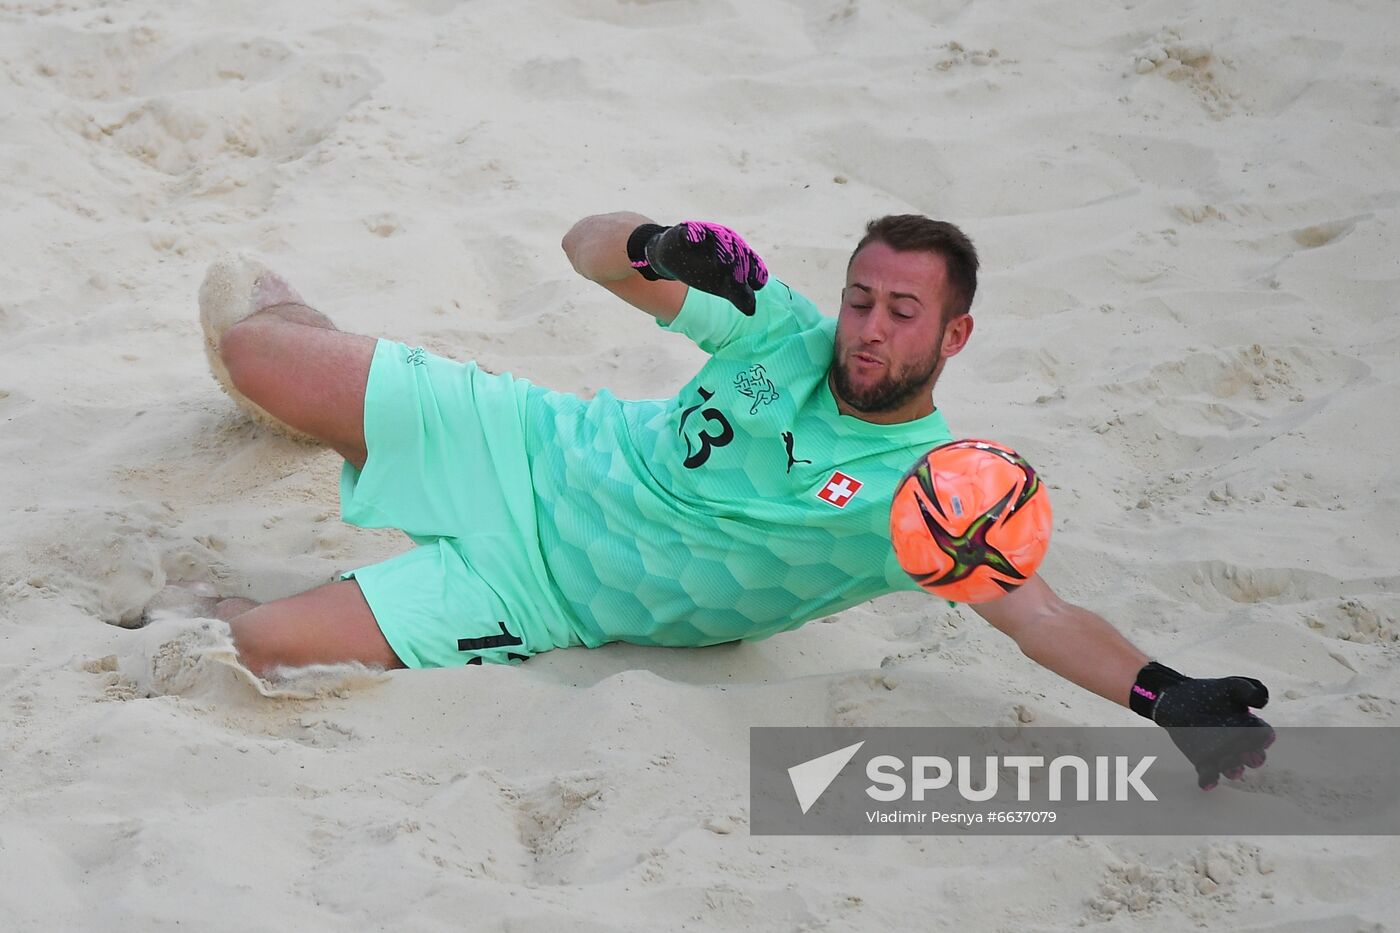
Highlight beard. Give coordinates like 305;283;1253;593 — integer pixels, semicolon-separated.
829;333;943;414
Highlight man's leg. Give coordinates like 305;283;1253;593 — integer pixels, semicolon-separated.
198;257;395;672
212;579;406;677
201;256;375;469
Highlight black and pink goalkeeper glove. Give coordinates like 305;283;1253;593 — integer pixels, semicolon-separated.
627;221;769;316
1130;661;1276;790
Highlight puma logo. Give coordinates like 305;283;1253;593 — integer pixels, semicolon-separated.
782;431;812;474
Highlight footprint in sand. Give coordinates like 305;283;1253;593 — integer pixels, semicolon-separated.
60;25;382;176
22;506;173;628
1301;596;1400;646
1151;560;1362;609
511;771;610;886
1116;346;1368;407
1087;842;1266;920
1128;29;1236;117
814;121;955;210
279;716;360;749
1290;218;1358;249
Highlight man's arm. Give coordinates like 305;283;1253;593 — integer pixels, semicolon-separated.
561;212;689;324
971;573;1147;706
972;573;1275;790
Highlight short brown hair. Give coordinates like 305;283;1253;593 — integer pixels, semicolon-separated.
850;215;978;318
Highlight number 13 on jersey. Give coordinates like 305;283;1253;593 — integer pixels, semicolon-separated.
678;386;734;469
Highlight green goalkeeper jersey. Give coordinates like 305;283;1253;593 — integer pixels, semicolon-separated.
524;279;953;647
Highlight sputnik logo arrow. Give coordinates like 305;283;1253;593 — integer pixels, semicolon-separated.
788;741;865;814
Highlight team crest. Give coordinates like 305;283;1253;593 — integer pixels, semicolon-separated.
733;364;780;415
816;471;862;508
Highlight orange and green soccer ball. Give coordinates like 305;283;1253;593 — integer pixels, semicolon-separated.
889;439;1053;603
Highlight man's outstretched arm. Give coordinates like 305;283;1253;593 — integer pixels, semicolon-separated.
973;574;1275;789
972;574;1148;705
562;212;690;323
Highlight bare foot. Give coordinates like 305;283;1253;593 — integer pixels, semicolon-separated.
250;269;306;313
198;254;321;442
142;581;223;624
142;584;261;626
213;597;260;622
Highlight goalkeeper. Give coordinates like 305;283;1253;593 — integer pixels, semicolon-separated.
195;212;1273;789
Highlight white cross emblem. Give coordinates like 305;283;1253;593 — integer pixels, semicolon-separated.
817;471;862;508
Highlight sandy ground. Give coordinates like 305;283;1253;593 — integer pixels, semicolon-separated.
2;0;1398;929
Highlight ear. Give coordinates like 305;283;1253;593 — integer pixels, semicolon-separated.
941;313;974;358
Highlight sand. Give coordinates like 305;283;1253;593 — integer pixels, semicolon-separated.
2;0;1398;929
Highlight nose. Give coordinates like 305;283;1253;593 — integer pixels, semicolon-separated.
858;304;891;345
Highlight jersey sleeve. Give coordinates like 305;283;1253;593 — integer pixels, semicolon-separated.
659;277;827;355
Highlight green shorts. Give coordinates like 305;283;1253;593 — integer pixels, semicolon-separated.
338;340;583;668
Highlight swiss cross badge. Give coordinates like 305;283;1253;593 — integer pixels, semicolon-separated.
816;471;862;508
